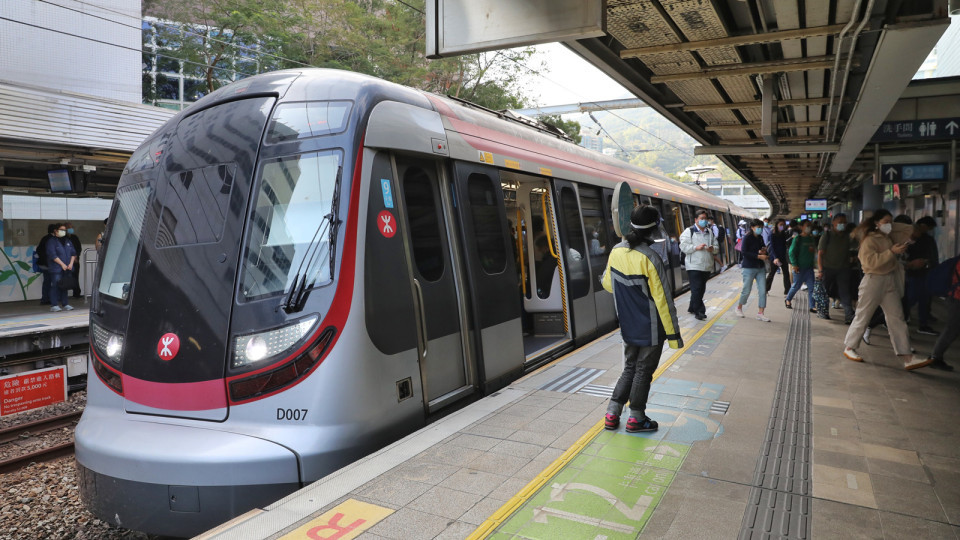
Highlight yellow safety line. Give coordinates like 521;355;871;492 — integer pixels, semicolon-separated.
652;295;738;379
467;294;739;539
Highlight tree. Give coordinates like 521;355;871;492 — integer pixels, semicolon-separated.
143;0;537;111
540;115;582;144
143;0;304;95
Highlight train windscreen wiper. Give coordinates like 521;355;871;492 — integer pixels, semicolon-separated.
281;217;331;314
281;166;343;314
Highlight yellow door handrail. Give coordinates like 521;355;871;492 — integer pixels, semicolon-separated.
542;190;559;260
516;207;527;297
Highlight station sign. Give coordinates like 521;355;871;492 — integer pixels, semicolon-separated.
804;199;827;211
879;162;948;184
1;366;67;416
871;117;960;142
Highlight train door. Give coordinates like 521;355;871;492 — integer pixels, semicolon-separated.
553;180;597;345
507;171;571;360
450;162;524;391
587;187;616;333
660;200;687;292
393;156;473;412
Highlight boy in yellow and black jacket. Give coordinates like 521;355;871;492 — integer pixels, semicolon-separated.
601;205;683;433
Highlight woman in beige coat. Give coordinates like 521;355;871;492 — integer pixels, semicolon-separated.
843;209;931;370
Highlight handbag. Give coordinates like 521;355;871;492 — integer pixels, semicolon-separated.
58;272;79;291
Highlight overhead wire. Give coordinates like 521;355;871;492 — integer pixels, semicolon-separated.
499;54;702;163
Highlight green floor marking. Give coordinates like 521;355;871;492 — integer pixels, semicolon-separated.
495;433;690;539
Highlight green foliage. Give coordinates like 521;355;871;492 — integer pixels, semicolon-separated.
144;0;534;110
540;115;582;144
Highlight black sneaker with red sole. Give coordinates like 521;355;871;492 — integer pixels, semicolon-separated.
625;417;658;433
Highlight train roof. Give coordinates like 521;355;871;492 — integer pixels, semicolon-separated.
161;68;755;217
422;92;753;216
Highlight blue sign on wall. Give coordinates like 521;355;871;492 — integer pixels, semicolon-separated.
879;163;948;184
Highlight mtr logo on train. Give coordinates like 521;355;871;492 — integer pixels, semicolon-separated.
156;333;180;361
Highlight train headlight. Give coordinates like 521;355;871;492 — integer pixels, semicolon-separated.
245;337;268;363
106;335;123;358
91;322;124;365
233;315;318;369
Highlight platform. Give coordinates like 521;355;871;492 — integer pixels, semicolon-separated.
198;269;960;540
0;299;89;357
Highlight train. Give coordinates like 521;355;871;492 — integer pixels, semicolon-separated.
75;68;752;537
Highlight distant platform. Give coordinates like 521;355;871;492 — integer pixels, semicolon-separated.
0;299;89;356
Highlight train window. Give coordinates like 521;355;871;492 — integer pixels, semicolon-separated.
403;167;445;282
580;188;610;291
240;150;342;300
266;101;352;144
155;164;236;247
467;173;508;275
99;181;152;302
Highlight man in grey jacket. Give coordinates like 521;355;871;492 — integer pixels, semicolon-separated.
679;209;720;320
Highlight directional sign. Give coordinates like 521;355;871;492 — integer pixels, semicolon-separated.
880;162;948;184
871;117;960;142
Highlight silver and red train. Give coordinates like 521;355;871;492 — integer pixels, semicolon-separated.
76;69;751;537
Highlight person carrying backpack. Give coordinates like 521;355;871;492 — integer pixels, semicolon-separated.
679;209;719;320
818;213;855;324
925;255;960;371
602;205;683;433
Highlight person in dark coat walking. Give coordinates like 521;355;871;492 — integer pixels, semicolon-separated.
63;222;83;298
765;219;791;295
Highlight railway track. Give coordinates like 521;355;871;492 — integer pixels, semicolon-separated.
0;411;81;474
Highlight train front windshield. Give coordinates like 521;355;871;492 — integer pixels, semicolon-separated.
240;150;342;300
98;182;152;302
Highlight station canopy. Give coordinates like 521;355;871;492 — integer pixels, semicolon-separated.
427;0;952;216
0;81;174;196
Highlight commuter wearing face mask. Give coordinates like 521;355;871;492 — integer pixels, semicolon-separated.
766;219;791;295
63;222;82;298
819;214;855;324
843;209;930;370
902;216;939;335
811;225;833;318
736;219;771;322
45;223;76;312
679;209;719;321
785;220;817;310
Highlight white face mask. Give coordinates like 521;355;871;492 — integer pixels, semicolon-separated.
878;223;892;235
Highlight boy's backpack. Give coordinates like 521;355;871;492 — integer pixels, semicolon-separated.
927;255;960;297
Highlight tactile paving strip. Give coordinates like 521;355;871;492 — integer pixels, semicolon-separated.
739;295;812;540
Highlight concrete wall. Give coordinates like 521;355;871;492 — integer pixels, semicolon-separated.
0;0;142;102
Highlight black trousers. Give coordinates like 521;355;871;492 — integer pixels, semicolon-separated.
766;261;791;294
822;267;854;322
71;265;81;297
607;342;665;420
687;270;709;316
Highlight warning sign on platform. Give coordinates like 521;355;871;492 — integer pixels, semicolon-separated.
1;366;68;416
279;498;393;540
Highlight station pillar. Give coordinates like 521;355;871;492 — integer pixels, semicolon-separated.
860;176;883;217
